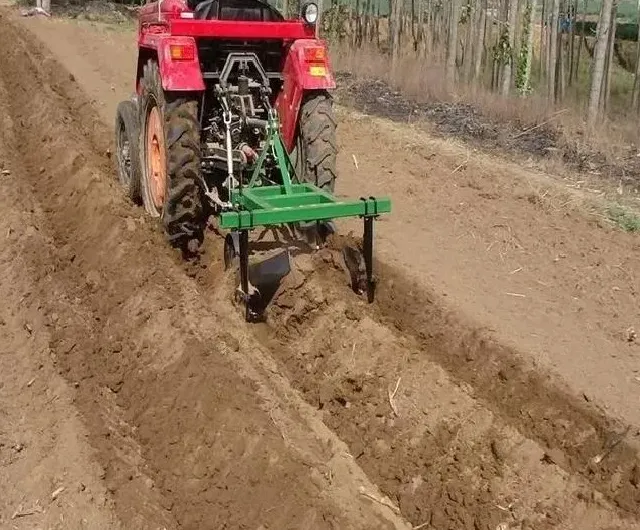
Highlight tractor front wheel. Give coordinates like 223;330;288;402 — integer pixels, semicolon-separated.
294;91;337;193
138;59;206;255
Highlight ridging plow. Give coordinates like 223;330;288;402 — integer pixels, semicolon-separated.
219;106;390;321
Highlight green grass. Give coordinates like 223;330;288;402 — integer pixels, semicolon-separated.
607;204;640;232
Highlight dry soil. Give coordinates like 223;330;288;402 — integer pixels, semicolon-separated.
0;8;639;530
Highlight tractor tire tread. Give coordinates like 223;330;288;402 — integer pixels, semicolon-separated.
115;99;142;203
299;92;337;193
164;98;205;250
139;59;205;254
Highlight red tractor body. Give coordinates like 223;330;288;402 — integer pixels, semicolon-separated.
135;0;335;150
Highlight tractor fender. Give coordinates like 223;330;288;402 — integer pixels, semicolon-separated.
137;35;205;93
275;39;336;152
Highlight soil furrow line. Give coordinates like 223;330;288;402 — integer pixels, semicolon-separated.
247;253;640;529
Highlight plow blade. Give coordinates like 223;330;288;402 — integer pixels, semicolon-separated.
226;230;292;321
248;248;291;299
342;244;367;294
341;242;375;303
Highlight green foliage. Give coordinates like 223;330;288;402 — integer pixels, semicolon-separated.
460;1;472;25
515;0;533;95
493;23;511;65
607;205;640;232
321;3;349;42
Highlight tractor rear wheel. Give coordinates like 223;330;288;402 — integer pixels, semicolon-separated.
138;59;205;255
114;99;142;203
294;91;337;193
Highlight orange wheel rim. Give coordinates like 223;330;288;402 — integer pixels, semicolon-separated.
146;105;166;209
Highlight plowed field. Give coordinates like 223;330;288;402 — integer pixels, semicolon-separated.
0;8;639;530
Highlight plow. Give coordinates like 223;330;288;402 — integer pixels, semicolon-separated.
114;0;390;321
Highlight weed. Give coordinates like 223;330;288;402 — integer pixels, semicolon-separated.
606;204;640;232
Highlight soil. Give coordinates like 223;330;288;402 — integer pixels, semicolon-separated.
1;6;640;530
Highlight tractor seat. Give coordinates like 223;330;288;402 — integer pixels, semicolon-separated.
190;0;284;21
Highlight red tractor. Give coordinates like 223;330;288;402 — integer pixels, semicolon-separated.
114;0;390;320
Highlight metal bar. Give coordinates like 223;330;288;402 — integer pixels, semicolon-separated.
313;186;341;202
219;197;391;229
236;192;272;211
263;193;332;207
247;113;279;190
245;183;314;197
246;118;268;129
258;190;322;202
363;216;375;303
202;72;283;81
247;143;270;188
239;230;250;321
272;131;294;195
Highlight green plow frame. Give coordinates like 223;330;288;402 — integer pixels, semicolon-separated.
220;109;391;321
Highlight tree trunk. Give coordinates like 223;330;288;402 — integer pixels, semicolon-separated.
557;0;567;100
602;1;617;112
574;0;587;85
419;0;428;57
375;2;381;48
516;0;537;94
411;0;417;51
548;0;560;101
631;0;640;110
390;0;402;68
446;0;460;89
424;0;433;56
586;0;615;129
568;0;577;84
540;0;547;82
502;0;520;94
433;1;444;60
352;0;360;47
473;0;487;83
463;0;476;82
557;31;566;100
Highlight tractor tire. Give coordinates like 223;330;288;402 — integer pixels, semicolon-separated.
138;59;206;254
114;99;142;203
295;91;337;193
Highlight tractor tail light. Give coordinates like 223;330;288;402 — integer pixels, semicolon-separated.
303;46;327;77
169;44;195;61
